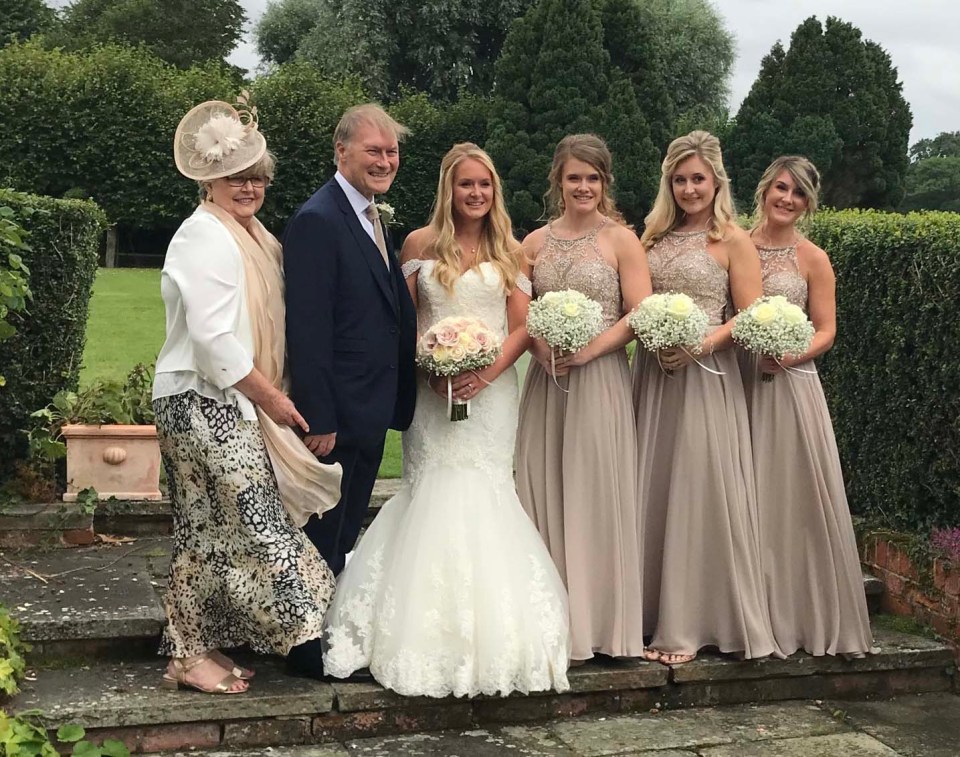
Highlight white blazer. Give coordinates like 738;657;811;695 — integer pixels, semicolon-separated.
153;206;257;420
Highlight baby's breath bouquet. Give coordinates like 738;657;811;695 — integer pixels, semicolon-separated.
629;293;709;360
526;289;604;357
732;295;815;381
416;316;501;420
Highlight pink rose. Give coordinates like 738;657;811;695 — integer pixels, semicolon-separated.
420;331;438;351
474;330;493;350
435;325;459;347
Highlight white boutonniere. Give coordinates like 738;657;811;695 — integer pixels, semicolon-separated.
375;201;396;226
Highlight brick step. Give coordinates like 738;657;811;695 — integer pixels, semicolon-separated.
0;480;402;547
6;628;955;754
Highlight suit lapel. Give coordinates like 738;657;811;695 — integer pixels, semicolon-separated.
329;181;398;316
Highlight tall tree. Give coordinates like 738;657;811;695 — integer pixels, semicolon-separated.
254;0;534;101
255;0;323;67
727;16;911;210
53;0;246;68
635;0;735;128
1;0;56;43
487;0;660;232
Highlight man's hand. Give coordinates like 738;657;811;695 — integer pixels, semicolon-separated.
304;432;337;457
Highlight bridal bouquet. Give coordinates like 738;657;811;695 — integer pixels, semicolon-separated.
732;295;815;381
416;316;502;421
629;292;709;355
526;289;604;355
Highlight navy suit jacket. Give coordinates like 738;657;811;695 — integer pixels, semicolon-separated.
283;178;417;447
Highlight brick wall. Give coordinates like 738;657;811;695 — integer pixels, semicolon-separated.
861;534;960;662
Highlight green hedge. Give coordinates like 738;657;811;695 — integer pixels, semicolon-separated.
0;190;107;467
808;210;960;531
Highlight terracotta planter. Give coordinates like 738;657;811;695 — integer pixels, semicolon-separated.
61;424;162;502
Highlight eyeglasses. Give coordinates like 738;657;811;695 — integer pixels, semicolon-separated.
226;176;268;188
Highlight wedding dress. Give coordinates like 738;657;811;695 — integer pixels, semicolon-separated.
322;260;571;698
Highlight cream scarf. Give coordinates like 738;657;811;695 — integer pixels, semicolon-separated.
203;201;342;526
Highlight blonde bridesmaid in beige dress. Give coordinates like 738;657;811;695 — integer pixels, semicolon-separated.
633;131;777;664
516;134;650;662
742;156;876;658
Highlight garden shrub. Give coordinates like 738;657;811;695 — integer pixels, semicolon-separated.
809;209;960;532
0;190;107;470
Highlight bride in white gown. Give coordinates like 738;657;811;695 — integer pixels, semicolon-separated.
322;144;571;698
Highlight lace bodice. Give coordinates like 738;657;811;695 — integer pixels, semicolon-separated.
647;230;730;325
532;221;622;327
757;244;808;312
412;260;511;338
398;259;519;487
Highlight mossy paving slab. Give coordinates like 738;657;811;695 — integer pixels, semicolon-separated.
546;701;849;755
670;629;954;683
0;541;165;642
699;731;899;756
826;692;960;756
9;658;335;728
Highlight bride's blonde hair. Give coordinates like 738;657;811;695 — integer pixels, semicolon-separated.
640;130;735;248
424;143;520;293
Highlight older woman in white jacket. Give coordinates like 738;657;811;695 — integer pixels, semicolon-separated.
154;99;341;695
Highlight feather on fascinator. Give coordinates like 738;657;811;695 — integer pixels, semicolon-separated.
174;93;266;181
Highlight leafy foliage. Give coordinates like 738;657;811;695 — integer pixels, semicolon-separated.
0;190;106;472
0;206;32;388
51;0;246;69
909;131;960;163
250;64;366;231
808;210;960;532
0;41;236;233
487;0;660;233
0;0;56;44
27;364;156;463
0;604;28;697
0;707;130;756
255;0;534;101
727;16;912;211
900;157;960;213
629;0;734;133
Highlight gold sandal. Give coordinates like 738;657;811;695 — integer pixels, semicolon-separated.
209;650;255;680
160;654;248;694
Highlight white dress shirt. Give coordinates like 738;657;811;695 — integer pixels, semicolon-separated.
153;206;257;420
334;171;388;268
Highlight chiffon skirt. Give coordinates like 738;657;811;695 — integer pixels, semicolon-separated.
633;347;777;659
516;349;646;660
741;354;875;656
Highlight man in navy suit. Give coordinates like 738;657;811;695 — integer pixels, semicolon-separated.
284;104;417;591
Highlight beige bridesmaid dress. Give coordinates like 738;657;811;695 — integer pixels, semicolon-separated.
516;219;645;661
740;242;875;657
633;229;777;659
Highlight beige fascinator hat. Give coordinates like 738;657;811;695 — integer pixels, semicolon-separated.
174;93;266;181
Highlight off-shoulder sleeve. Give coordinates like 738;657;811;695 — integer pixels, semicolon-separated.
401;258;423;279
516;272;533;297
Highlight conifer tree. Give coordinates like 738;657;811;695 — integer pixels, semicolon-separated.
487;0;659;232
726;16;911;210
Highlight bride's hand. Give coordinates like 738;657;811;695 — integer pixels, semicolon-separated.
450;368;494;401
426;374;451;399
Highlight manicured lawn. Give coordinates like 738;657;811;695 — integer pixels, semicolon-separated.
81;268;166;386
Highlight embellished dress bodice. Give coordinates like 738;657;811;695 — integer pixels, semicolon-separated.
532;220;622;327
647;230;730;326
757;243;808;312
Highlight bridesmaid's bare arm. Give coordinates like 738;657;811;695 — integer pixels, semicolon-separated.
788;240;836;366
702;225;762;355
